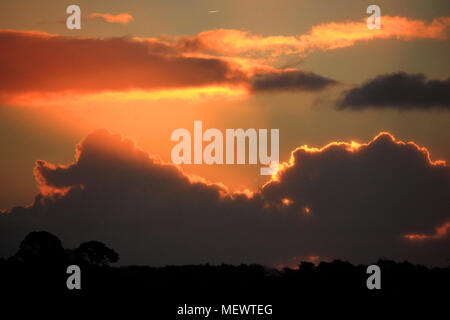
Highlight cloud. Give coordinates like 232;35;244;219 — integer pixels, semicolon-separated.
0;30;340;105
1;15;448;105
404;222;450;240
250;70;338;93
337;72;450;110
0;30;246;102
177;16;450;57
262;132;450;264
1;130;448;266
88;13;134;25
2;14;447;104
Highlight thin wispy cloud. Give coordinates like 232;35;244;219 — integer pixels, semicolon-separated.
88;13;134;25
181;16;450;57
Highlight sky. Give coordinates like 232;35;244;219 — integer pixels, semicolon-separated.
0;0;449;267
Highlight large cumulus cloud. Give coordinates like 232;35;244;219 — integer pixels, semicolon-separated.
262;133;449;264
0;130;449;266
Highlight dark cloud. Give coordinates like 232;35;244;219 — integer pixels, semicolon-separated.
0;30;337;102
262;133;450;265
250;70;337;93
1;130;449;266
0;30;245;97
337;72;450;110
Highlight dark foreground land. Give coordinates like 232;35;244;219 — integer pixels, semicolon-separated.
1;231;448;318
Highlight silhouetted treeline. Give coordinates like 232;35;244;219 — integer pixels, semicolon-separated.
1;231;448;317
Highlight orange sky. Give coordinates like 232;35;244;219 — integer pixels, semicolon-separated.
0;0;449;210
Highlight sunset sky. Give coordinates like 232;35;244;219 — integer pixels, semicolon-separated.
0;0;449;267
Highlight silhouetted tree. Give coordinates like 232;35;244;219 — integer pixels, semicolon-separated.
1;229;448;309
298;261;315;272
12;231;65;265
69;241;119;266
